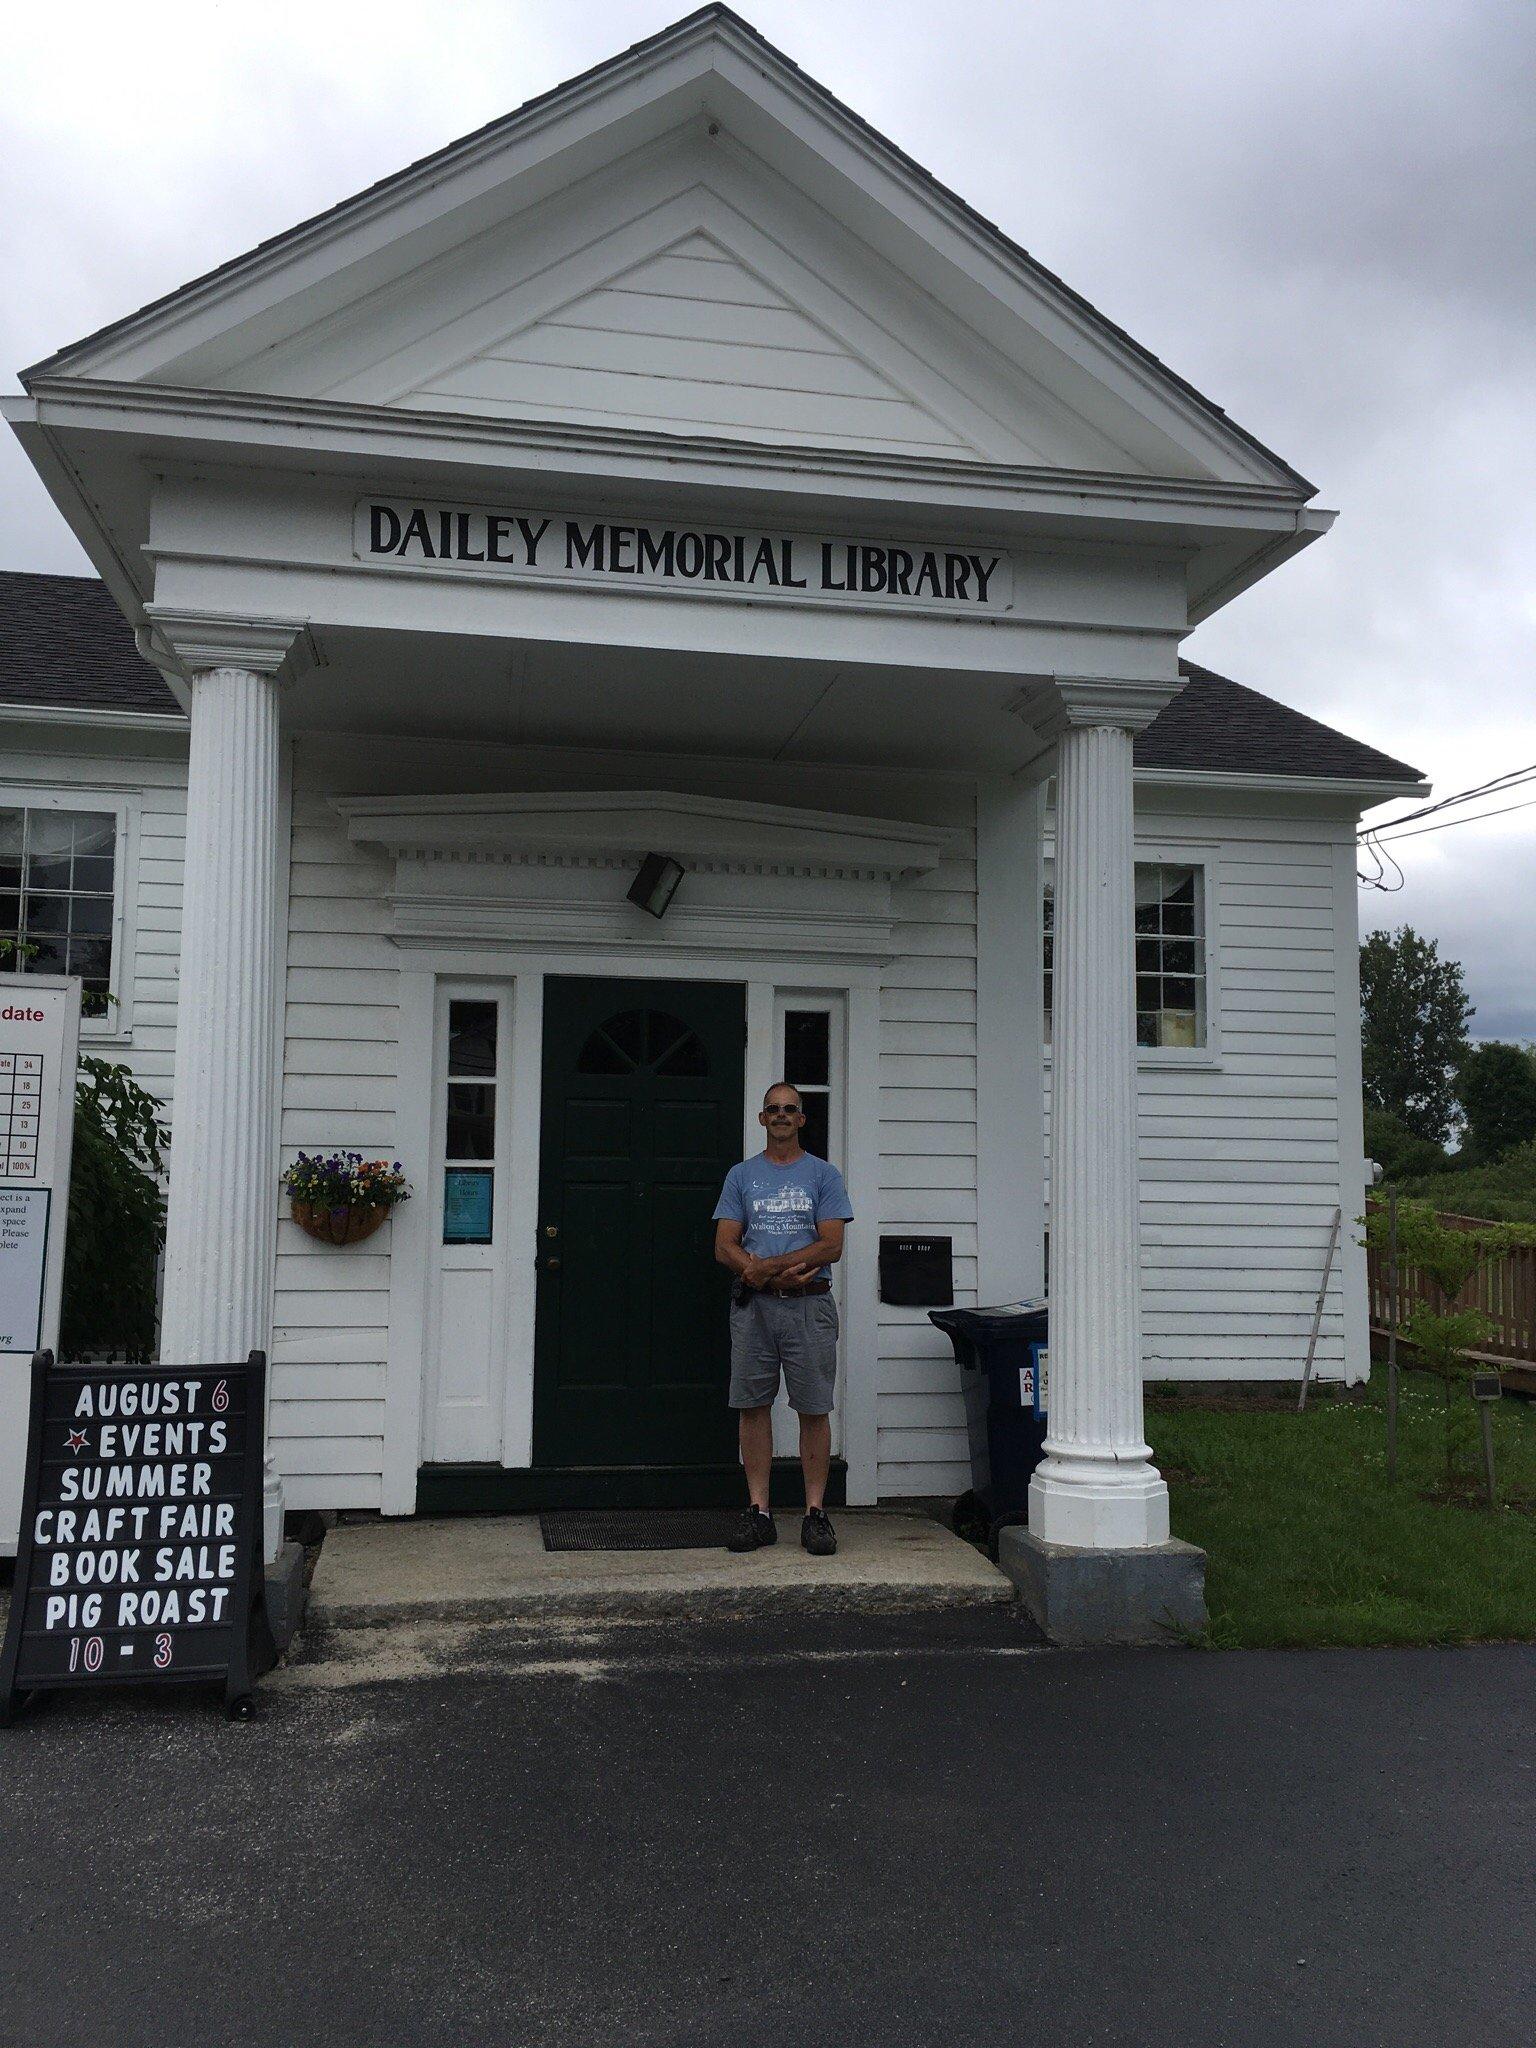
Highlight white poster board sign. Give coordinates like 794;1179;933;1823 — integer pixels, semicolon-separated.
0;977;80;1554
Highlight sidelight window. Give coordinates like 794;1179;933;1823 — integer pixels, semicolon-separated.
779;1004;837;1161
443;998;497;1243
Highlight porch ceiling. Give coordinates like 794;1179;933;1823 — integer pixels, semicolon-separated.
283;625;1053;774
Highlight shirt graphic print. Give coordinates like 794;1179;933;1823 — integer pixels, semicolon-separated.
712;1153;854;1278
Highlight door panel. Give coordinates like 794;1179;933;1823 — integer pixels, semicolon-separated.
533;976;744;1471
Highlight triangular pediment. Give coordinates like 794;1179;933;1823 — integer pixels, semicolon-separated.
22;7;1311;491
374;228;979;459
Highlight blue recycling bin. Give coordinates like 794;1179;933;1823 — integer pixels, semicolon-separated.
929;1301;1049;1552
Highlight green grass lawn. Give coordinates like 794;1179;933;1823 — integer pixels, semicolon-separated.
1147;1374;1536;1649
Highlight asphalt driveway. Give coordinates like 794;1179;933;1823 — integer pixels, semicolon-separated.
1;1607;1531;2047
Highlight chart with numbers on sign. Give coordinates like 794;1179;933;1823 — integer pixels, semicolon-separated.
0;1054;43;1177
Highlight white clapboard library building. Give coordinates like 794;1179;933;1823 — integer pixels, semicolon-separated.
3;9;1421;1578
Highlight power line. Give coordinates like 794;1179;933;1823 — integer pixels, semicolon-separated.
1357;760;1536;841
1370;792;1536;845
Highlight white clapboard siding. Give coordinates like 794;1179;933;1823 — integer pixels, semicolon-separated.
872;793;979;1494
1040;804;1359;1390
404;233;976;459
270;775;402;1508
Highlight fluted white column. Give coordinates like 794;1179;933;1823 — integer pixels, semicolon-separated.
151;614;303;1563
1029;685;1172;1550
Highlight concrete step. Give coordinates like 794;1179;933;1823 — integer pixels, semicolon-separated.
306;1509;1013;1630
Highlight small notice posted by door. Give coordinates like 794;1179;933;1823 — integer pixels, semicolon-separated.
0;1187;50;1352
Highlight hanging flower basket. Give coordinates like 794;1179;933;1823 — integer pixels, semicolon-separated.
283;1153;410;1247
290;1200;390;1246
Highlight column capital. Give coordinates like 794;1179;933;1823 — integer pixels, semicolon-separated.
143;606;314;681
1039;673;1185;745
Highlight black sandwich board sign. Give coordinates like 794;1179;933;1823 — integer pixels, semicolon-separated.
0;1350;276;1723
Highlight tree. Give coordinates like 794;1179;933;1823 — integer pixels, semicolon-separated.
1360;927;1472;1145
1362;1104;1449;1181
62;1057;169;1361
1457;1040;1536;1163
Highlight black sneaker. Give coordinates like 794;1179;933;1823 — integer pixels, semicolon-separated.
727;1506;777;1552
801;1507;837;1557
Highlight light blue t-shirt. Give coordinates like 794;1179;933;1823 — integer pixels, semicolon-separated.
712;1152;855;1278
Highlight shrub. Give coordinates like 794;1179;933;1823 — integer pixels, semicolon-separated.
1395;1140;1536;1224
61;1057;169;1362
1364;1104;1449;1180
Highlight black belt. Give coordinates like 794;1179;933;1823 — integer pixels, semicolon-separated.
737;1279;832;1301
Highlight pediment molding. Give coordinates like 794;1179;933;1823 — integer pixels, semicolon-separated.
331;787;951;960
332;788;950;880
29;12;1310;495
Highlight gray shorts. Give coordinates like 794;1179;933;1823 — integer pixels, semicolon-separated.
728;1292;840;1414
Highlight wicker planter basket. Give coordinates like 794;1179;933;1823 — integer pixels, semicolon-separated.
291;1199;389;1246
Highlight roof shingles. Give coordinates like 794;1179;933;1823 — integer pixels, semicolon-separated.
0;571;179;716
0;571;1423;785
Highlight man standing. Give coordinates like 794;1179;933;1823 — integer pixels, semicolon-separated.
713;1083;854;1556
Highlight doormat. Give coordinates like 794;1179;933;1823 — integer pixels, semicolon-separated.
538;1509;745;1553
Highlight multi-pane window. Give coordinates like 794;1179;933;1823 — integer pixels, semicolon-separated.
443;999;497;1243
1044;861;1206;1050
781;1007;833;1160
0;807;116;1019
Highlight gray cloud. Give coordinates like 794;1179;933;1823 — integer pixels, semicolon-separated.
2;0;1531;1023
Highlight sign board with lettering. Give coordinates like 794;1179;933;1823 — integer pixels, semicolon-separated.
0;1351;276;1722
356;499;1012;615
1019;1344;1050;1418
0;976;80;1556
878;1235;954;1306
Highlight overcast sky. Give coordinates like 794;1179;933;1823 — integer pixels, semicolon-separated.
4;0;1533;1034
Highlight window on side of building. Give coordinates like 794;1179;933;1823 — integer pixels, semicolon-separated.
1043;860;1208;1052
0;803;120;1025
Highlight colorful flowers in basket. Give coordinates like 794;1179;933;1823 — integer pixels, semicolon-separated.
283;1153;411;1244
283;1152;412;1209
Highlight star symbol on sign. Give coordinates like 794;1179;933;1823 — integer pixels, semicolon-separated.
64;1428;88;1453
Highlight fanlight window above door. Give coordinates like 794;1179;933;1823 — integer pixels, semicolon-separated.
576;1008;710;1077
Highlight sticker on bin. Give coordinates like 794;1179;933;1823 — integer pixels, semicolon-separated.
1019;1345;1049;1416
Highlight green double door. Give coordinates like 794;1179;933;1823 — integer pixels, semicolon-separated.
532;976;745;1484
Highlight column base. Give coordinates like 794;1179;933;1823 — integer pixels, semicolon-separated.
999;1526;1207;1647
264;1539;307;1656
263;1459;286;1567
1028;1453;1170;1549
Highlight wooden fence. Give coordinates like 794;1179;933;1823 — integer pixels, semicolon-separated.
1367;1207;1536;1367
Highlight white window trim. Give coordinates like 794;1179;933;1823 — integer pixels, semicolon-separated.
772;989;848;1170
0;785;138;1045
1042;841;1222;1072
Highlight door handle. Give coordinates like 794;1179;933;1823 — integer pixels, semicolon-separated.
545;1255;562;1271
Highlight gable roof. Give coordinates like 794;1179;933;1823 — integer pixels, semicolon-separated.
0;571;179;716
19;5;1310;495
0;570;1424;788
1149;662;1422;785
